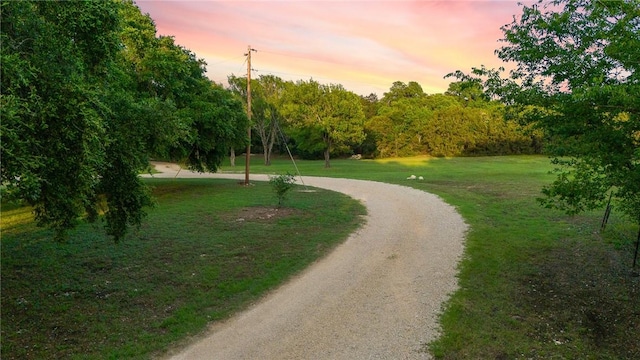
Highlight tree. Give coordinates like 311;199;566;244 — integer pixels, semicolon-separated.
1;0;125;240
170;81;248;172
364;79;539;158
1;0;247;240
445;81;489;103
366;81;429;157
108;1;247;238
254;75;284;165
281;80;365;168
359;93;380;157
381;81;426;105
369;97;432;157
496;0;640;222
228;74;285;165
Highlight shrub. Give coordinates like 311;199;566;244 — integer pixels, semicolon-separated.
269;173;296;206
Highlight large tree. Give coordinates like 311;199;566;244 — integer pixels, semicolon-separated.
170;81;248;172
496;0;640;222
1;0;247;240
1;0;125;240
281;80;365;168
369;81;429;157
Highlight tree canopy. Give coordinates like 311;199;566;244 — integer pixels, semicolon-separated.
497;0;640;222
1;0;247;240
363;80;541;158
228;74;285;166
280;80;365;168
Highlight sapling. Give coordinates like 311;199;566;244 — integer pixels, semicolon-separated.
269;173;296;206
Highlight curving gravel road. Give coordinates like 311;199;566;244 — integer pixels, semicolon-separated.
148;163;467;360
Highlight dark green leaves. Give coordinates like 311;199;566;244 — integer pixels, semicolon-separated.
1;0;248;240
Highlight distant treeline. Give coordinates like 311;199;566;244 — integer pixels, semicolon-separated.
233;77;544;162
358;81;543;158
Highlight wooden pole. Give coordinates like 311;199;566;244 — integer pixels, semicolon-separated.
245;45;252;185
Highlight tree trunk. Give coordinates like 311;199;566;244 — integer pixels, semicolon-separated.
263;143;269;165
258;129;269;166
324;135;332;168
265;140;273;166
266;118;277;166
324;147;331;168
230;148;236;167
324;134;332;168
259;124;273;166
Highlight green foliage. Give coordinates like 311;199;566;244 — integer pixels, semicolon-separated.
1;0;122;240
269;173;296;206
172;82;249;173
228;74;284;165
496;0;640;222
281;80;366;167
365;81;542;158
381;80;426;104
0;0;248;240
118;1;248;173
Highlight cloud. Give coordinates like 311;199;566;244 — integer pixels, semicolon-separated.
136;0;530;96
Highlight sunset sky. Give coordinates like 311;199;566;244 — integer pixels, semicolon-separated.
135;0;531;96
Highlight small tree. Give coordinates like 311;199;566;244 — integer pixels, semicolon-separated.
269;173;296;206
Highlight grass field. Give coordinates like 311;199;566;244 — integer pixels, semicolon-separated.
231;155;640;359
1;179;365;359
2;155;639;359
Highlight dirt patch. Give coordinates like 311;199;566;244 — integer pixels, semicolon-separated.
228;206;301;223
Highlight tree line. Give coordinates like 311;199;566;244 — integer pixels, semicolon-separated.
228;76;543;168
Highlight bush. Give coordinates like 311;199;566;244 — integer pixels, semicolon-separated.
269;173;296;206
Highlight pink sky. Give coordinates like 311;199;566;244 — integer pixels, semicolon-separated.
135;0;530;96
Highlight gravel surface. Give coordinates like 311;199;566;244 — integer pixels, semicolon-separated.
148;163;467;360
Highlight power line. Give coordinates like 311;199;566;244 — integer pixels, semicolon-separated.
258;49;335;65
207;54;246;66
254;47;393;91
253;67;389;92
208;46;396;95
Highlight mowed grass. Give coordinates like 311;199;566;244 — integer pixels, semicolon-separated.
1;179;366;359
229;155;640;359
2;155;639;359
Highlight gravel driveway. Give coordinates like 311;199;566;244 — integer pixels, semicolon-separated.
148;163;467;359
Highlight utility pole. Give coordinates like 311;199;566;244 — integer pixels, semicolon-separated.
245;45;256;185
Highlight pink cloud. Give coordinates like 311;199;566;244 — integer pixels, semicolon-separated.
135;0;531;96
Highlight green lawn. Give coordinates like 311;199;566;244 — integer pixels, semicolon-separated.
1;179;365;359
231;155;640;359
2;155;638;359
